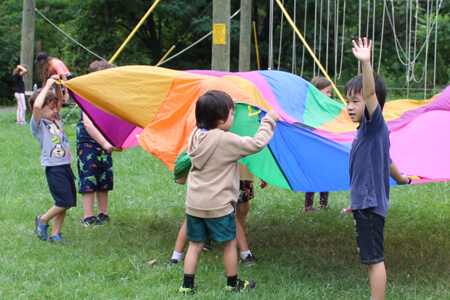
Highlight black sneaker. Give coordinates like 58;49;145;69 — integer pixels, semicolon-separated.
225;279;257;292
167;258;182;266
241;254;257;266
97;213;110;223
81;216;101;227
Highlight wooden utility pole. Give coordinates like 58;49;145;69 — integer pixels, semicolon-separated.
21;0;36;92
212;0;230;71
239;0;252;72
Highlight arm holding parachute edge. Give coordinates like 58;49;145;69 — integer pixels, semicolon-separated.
390;161;411;185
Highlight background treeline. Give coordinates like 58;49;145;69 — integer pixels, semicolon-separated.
0;0;448;105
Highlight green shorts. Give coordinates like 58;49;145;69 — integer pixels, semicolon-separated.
186;212;236;243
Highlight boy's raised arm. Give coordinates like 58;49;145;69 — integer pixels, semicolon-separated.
352;37;378;118
54;78;64;111
33;75;60;124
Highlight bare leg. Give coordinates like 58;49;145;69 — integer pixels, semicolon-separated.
223;238;238;276
235;220;249;252
235;201;249;230
51;209;67;236
40;205;67;225
368;262;386;300
175;219;189;253
184;241;204;275
236;202;250;251
97;191;108;215
82;192;95;218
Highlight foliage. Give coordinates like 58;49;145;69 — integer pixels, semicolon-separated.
0;0;448;105
0;108;449;298
0;0;26;106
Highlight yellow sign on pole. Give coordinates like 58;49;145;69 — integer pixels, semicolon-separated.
213;23;226;45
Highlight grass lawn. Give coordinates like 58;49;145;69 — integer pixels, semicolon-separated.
0;107;448;299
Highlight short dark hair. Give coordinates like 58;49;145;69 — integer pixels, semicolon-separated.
29;88;58;112
89;60;113;73
195;90;235;129
344;74;387;109
310;76;331;90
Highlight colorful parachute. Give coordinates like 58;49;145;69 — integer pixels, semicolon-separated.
65;66;450;191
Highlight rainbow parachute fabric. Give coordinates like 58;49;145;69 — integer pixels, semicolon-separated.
65;66;450;191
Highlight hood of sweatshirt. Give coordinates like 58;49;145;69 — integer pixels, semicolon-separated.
188;128;224;170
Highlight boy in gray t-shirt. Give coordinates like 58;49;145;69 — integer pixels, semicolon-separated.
30;75;77;243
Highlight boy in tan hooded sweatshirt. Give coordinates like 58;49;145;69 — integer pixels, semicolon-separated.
179;90;279;293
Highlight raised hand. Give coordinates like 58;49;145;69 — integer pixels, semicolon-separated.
351;37;372;63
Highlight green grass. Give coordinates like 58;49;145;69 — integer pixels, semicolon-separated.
0;108;448;299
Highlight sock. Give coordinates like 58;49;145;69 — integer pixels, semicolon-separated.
183;274;195;289
227;274;238;287
240;250;251;260
171;251;183;261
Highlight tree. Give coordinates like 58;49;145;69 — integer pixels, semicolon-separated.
0;0;448;105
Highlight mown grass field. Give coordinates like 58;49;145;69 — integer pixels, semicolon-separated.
0;108;448;299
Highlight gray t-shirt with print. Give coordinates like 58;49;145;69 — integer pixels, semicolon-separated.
30;114;73;166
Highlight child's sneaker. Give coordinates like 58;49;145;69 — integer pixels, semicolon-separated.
35;215;49;241
81;216;102;227
317;205;328;211
302;206;316;213
241;254;257;266
167;258;182;266
50;233;68;244
225;279;257;292
97;213;110;223
178;286;195;294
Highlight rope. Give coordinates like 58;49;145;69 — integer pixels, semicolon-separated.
385;0;442;68
337;0;346;80
433;1;438;94
423;0;431;98
35;9;110;62
277;0;285;71
334;0;339;83
313;0;317;76
325;0;329;73
268;0;274;70
109;0;162;64
317;0;323;75
274;0;346;105
377;0;386;75
357;0;362;72
156;9;241;67
371;0;375;67
62;104;79;125
406;0;413;97
291;0;297;74
157;3;212;65
365;0;370;39
300;0;308;77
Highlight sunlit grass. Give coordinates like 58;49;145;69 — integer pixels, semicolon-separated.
0;109;448;299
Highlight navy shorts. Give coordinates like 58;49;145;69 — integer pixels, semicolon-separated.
238;180;254;203
353;209;385;264
45;164;77;208
77;143;113;193
186;212;236;243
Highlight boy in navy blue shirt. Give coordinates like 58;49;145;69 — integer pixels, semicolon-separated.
345;38;410;300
